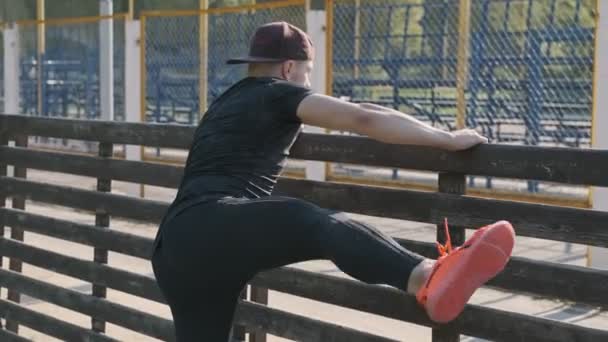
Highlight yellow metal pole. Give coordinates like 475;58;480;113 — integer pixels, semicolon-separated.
455;0;471;129
199;0;209;119
37;0;45;116
128;0;135;20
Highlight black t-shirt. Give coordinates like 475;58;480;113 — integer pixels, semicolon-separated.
173;76;313;206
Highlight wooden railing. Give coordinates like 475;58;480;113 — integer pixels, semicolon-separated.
1;113;607;341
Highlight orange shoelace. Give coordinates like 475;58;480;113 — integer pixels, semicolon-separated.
436;218;453;257
417;218;457;306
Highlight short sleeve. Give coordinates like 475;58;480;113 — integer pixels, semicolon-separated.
269;80;314;123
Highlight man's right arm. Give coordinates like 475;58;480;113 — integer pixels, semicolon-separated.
296;94;487;151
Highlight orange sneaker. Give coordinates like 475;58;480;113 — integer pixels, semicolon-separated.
416;219;515;323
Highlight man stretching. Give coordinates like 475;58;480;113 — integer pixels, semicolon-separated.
151;22;515;342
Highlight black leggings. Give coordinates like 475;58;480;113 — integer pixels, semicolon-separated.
151;195;425;342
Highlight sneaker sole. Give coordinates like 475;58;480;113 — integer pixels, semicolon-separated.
425;221;515;323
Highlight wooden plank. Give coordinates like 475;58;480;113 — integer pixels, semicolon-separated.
291;134;608;187
275;178;608;247
2;175;608;247
0;298;118;342
0;190;606;308
0;238;165;303
2;236;606;341
250;268;608;342
6;228;608;312
0;325;32;342
0;240;394;342
436;173;466;246
0;268;175;341
0;131;8;325
0;176;168;223
92;142;113;333
433;172;466;342
0;208;152;259
0;239;390;342
0;114;194;148
235;301;398;342
232;289;247;341
0;146;183;188
2;114;608;186
249;286;269;342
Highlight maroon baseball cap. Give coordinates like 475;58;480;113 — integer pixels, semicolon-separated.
227;21;314;64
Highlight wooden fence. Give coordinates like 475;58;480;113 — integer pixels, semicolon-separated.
1;113;608;341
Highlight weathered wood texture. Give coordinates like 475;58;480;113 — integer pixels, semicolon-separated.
432;172;467;342
2;114;607;185
0;328;31;342
92;141;113;333
1;237;605;342
0;298;118;342
0;131;8;330
0;176;168;222
1;208;152;259
0;254;396;342
0;146;183;188
6;135;27;333
275;179;608;247
2;114;608;341
235;301;399;342
2;176;607;248
0;268;175;341
3;213;607;309
250;269;608;342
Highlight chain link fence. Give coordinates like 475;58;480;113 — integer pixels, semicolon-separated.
332;0;459;130
328;0;595;198
16;16;126;120
468;0;595;149
17;22;38;116
329;0;461;187
144;14;200;124
142;0;307;125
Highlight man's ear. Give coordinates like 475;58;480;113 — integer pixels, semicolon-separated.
282;60;294;79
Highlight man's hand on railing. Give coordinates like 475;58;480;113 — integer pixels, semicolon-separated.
442;129;488;151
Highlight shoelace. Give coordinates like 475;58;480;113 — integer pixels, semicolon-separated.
417;218;455;305
436;218;453;257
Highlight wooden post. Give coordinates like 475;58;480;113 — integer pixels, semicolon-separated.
249;286;268;342
232;288;248;341
91;142;113;333
0;132;7;330
432;172;466;342
5;135;28;334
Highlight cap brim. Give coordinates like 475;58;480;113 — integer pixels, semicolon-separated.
226;56;286;64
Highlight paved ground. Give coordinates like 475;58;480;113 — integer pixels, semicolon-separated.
2;169;607;341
